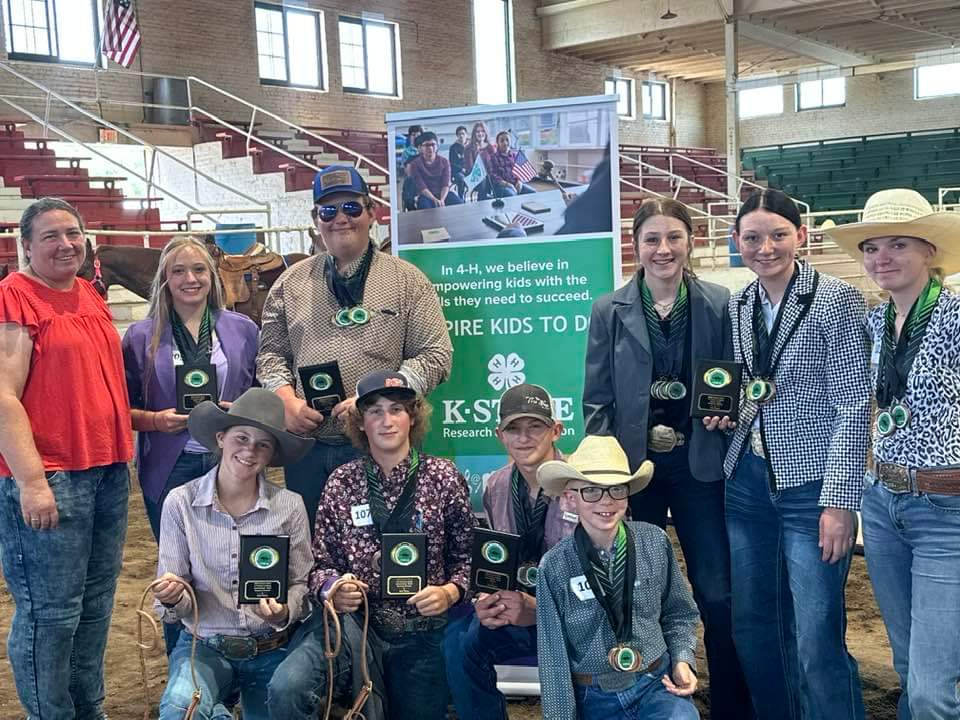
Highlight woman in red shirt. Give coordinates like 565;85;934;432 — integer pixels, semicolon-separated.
0;197;133;720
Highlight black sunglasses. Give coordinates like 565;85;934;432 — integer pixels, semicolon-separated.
575;484;630;503
316;200;366;223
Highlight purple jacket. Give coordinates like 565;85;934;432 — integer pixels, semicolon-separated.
481;449;576;555
122;310;259;501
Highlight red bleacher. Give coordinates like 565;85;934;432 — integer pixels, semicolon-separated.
0;122;162;269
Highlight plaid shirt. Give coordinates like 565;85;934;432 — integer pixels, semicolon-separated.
256;250;453;440
724;261;871;511
536;522;699;720
486;147;517;187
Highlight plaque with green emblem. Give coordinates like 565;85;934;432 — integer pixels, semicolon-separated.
690;359;743;421
239;535;290;604
298;361;346;415
381;533;427;598
176;362;219;414
470;528;521;593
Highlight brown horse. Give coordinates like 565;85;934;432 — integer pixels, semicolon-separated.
76;239;308;326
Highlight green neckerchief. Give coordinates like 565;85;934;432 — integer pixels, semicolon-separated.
878;277;942;407
170;306;212;364
639;276;688;380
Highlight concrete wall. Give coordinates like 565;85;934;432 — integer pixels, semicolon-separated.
0;0;706;148
705;68;960;151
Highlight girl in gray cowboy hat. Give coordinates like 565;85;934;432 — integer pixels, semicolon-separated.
151;388;314;720
829;188;960;719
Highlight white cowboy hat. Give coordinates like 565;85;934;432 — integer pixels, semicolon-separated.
826;188;960;274
188;388;315;467
538;435;654;498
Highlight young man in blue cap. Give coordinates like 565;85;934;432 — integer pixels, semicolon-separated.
257;166;453;532
445;383;578;720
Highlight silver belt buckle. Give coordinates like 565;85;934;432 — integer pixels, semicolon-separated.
877;462;911;493
648;426;685;453
373;607;406;634
749;430;765;459
215;635;257;661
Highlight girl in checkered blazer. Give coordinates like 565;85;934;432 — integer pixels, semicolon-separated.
706;189;870;720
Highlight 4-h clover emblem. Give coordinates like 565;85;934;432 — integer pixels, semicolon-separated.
487;353;525;391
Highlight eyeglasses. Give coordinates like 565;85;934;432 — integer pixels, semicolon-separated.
316;200;366;223
575;484;630;503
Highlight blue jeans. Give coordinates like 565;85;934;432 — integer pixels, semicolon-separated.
143;450;216;542
573;655;699;719
160;631;288;720
862;478;960;719
0;463;129;720
283;441;360;536
416;192;463;209
726;449;863;720
270;612;445;720
631;445;751;720
444;608;537;720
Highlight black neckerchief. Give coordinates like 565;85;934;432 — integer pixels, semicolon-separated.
744;265;819;378
640;275;688;380
877;278;942;407
365;448;420;534
511;466;548;563
170;306;212;364
574;522;635;643
325;242;375;309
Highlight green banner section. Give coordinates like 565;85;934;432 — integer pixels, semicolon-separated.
401;236;615;499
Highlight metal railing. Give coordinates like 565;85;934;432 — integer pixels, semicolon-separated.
0;62;272;227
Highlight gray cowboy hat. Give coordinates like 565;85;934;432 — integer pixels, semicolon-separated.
187;388;315;467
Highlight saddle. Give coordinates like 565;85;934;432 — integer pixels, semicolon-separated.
217;245;286;308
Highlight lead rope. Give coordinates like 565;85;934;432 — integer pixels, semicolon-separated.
137;579;203;720
322;576;373;720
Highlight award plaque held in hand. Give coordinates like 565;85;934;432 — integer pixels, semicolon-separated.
176;363;219;414
470;528;521;593
239;535;289;604
381;533;427;598
690;359;743;421
298;361;346;415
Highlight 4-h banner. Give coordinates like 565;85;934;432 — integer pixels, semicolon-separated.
386;96;620;509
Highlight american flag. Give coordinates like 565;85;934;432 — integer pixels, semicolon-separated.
103;0;141;68
512;149;537;183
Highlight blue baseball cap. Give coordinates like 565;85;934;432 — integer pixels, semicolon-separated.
313;165;369;203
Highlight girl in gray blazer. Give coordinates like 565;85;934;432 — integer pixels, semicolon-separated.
583;199;750;720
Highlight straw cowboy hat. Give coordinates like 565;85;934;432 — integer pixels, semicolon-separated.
538;435;655;498
187;388;315;467
826;188;960;275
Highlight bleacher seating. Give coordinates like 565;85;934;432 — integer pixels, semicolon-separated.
742;127;960;213
0;121;164;268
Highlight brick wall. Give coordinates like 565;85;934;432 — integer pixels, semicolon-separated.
705;68;960;151
0;0;706;147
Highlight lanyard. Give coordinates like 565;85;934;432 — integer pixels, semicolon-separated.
364;448;420;534
171;306;212;364
573;522;635;643
640;276;688;379
877;278;942;407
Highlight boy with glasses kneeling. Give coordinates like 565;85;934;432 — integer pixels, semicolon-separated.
535;436;701;720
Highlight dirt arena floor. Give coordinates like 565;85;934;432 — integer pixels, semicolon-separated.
0;469;902;719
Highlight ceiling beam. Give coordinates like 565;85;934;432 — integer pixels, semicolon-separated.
738;20;876;66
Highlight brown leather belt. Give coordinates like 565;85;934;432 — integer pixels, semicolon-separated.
571;653;664;687
875;462;960;496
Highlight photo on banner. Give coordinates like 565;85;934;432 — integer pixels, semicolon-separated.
386;95;620;510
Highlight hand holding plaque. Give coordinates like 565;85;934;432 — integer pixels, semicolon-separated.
470;528;521;594
690;359;743;421
176;363;219;415
239;535;289;604
381;533;427;598
299;361;346;415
